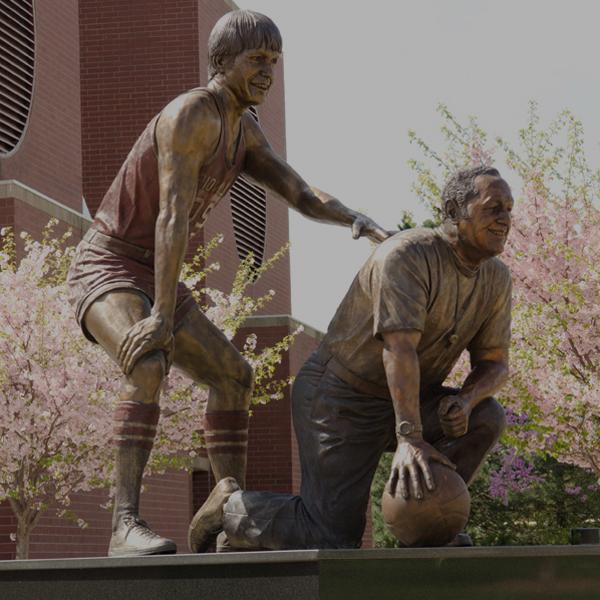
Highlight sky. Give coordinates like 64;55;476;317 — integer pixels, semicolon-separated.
239;0;600;331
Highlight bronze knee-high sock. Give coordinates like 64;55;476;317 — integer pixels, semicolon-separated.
203;410;249;488
112;401;160;529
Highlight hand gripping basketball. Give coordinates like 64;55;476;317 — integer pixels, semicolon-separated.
383;462;471;547
388;439;456;500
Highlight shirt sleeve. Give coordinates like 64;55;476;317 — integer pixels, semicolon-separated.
468;266;512;353
370;242;431;339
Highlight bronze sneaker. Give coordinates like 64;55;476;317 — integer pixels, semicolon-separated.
188;476;240;553
108;516;177;557
216;531;265;553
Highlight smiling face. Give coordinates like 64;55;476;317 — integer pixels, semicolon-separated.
222;47;279;107
456;175;513;261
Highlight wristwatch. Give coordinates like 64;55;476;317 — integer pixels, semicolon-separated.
396;420;423;437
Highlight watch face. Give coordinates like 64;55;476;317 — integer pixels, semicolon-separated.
399;421;413;435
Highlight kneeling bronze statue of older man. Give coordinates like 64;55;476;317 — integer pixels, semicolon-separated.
190;166;513;551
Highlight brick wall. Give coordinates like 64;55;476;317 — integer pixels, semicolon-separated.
0;198;15;232
0;0;82;211
0;502;17;561
13;201;84;253
79;0;201;216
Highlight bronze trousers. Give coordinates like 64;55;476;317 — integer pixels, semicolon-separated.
223;351;505;550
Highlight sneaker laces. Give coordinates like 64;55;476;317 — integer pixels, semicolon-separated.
122;515;162;541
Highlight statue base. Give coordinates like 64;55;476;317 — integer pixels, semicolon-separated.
2;545;600;600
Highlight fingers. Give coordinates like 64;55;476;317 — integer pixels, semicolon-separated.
442;406;464;422
388;468;399;497
440;400;468;438
118;328;136;366
408;464;423;500
440;415;468;438
438;397;458;418
417;455;435;492
368;226;391;243
123;339;151;375
399;466;409;499
431;450;457;471
351;216;390;244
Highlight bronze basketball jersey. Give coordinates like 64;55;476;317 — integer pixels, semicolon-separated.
93;88;246;250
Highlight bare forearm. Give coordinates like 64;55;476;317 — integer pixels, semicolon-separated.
293;186;359;226
152;209;188;325
458;360;508;409
383;346;422;435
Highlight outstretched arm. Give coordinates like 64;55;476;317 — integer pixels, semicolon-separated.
242;115;390;243
118;96;220;374
438;347;509;438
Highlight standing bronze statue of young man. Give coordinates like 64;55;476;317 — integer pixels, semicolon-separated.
196;166;513;550
67;10;388;557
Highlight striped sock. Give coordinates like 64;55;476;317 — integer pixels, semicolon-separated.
203;410;249;456
113;401;160;451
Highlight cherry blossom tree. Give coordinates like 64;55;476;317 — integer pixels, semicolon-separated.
373;104;600;547
407;102;600;480
0;222;299;558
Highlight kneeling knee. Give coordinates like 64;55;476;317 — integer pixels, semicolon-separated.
323;523;363;549
474;397;506;439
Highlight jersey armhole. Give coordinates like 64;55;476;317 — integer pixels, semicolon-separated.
152;89;223;164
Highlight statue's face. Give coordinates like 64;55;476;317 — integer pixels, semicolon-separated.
223;47;280;106
457;176;513;259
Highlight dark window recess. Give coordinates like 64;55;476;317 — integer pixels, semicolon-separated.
230;106;267;274
0;0;35;154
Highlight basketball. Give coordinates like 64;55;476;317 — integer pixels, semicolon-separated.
381;462;470;547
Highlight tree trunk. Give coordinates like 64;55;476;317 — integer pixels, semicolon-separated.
9;499;40;560
15;518;31;560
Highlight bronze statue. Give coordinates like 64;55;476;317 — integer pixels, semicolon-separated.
67;10;388;557
194;166;513;550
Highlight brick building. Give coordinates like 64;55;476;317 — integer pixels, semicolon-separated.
0;0;372;558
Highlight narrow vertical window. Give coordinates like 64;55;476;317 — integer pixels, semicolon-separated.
230;106;267;273
0;0;35;155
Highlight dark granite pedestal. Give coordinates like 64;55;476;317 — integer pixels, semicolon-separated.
2;546;600;600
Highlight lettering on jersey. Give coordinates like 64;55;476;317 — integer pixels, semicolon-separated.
199;175;229;198
190;196;220;228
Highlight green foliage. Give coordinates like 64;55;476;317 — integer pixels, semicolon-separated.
371;451;600;547
177;234;298;409
396;211;440;232
397;210;417;231
468;455;600;546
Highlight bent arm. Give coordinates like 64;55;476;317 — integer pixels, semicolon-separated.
458;347;509;410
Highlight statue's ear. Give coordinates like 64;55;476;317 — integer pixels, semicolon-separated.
215;54;233;74
445;200;459;223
